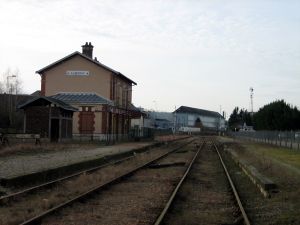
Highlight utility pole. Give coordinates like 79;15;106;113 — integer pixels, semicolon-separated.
219;105;222;132
250;87;254;115
173;106;177;134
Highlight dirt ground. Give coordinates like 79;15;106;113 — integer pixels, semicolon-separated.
0;139;192;225
41;141;196;225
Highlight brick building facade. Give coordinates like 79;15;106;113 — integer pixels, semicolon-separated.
36;42;137;141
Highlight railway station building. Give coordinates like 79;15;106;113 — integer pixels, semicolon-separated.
174;106;226;132
35;42;138;141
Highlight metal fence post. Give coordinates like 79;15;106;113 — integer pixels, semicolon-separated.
279;132;282;147
231;130;300;151
285;131;288;147
290;131;293;149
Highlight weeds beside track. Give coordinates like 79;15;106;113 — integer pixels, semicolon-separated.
0;138;194;225
153;138;251;225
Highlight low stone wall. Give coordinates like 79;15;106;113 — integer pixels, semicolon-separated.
226;149;277;198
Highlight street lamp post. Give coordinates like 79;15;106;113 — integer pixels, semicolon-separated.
122;85;132;140
173;106;177;134
7;75;17;127
125;87;131;140
152;100;157;128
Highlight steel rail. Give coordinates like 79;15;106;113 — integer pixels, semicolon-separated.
213;143;251;225
19;139;195;225
0;155;134;203
153;140;205;225
1;139;188;203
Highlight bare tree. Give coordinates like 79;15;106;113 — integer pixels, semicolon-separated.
1;68;23;94
0;81;3;94
0;68;23;129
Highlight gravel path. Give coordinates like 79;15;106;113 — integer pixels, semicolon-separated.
0;142;152;179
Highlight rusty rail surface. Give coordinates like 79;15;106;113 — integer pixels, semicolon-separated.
18;139;195;225
0;155;134;203
0;139;188;203
213;142;251;225
153;140;205;225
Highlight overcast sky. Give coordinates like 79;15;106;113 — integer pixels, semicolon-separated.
0;0;299;117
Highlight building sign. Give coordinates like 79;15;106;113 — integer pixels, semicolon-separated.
66;71;89;76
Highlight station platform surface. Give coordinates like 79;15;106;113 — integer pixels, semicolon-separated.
0;141;155;180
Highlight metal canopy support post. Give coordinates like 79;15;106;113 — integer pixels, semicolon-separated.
23;110;27;134
48;105;52;139
59;114;62;142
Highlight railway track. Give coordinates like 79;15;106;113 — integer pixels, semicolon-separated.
0;138;195;225
1;137;252;225
1;138;185;202
153;139;251;225
1;155;136;201
214;142;251;225
36;138;204;225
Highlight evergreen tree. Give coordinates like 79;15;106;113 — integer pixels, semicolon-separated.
228;107;252;130
253;100;300;130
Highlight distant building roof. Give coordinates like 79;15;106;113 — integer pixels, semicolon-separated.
174;106;223;118
51;93;114;105
18;96;78;112
36;51;137;85
128;103;147;118
128;103;141;112
31;90;41;96
155;118;172;122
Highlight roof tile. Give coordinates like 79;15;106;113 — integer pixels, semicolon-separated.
51;93;114;105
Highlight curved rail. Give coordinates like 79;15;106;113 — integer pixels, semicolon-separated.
19;139;196;225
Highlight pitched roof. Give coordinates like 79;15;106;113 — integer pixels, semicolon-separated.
51;93;114;105
128;103;140;112
31;90;41;96
174;106;223;118
36;51;137;85
18;96;78;111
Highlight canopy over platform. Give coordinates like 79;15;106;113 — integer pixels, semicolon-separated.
18;96;77;142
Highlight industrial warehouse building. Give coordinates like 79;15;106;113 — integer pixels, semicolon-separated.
174;106;226;131
30;42;138;141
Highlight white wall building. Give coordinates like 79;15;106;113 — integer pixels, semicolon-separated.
174;106;226;131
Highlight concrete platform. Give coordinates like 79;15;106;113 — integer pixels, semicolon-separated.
227;149;277;197
0;141;159;186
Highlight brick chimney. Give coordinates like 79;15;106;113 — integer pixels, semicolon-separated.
81;42;93;58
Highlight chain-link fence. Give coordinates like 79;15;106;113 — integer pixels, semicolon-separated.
230;131;300;150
